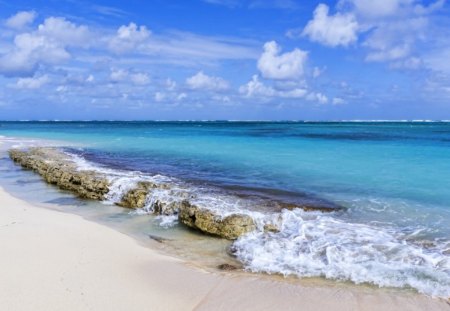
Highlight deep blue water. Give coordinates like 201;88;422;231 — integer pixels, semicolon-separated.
1;121;449;297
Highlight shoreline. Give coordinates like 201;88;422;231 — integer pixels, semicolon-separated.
0;186;448;310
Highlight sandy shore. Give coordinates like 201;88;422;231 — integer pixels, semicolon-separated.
0;186;448;311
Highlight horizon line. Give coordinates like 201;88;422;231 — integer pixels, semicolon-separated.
1;119;450;123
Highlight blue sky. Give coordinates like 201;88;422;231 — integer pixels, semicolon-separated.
0;0;449;120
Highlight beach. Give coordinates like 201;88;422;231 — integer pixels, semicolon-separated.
0;186;448;310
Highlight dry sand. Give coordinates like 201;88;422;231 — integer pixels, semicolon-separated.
0;186;448;311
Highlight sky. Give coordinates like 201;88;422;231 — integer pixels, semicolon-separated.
0;0;449;121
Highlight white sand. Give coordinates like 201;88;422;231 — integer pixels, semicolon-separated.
0;186;448;311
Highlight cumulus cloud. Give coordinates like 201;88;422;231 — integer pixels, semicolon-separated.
37;17;91;47
300;0;444;70
108;23;151;54
302;4;358;47
239;75;307;99
239;75;276;97
0;17;91;77
110;68;128;82
257;41;308;80
110;68;150;85
186;71;229;91
15;75;49;89
130;72;150;85
5;11;36;29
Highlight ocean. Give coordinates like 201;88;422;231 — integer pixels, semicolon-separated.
0;121;449;297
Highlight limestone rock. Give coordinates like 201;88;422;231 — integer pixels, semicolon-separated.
179;201;256;240
9;147;110;200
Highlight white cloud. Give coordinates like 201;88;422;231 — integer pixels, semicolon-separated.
110;68;150;85
186;71;229;91
0;17;91;76
108;23;151;54
239;75;307;99
239;75;276;97
332;97;345;104
5;11;36;29
306;92;329;104
110;68;128;82
130;72;150;85
257;41;308;80
86;74;94;83
177;93;187;100
15;75;49;89
279;88;308;98
37;17;91;47
302;4;358;47
165;78;177;90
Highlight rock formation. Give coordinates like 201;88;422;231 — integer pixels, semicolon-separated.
9;147;258;239
178;201;256;240
9;148;109;200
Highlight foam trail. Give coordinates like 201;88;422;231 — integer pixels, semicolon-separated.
232;209;450;298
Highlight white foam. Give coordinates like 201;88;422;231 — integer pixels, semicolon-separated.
232;208;450;298
156;214;179;228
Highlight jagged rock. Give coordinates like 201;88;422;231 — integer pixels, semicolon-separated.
152;200;180;215
9;147;110;200
117;182;151;208
179;201;256;240
117;181;181;214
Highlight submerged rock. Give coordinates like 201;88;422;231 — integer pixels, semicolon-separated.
9;148;110;200
282;202;341;213
179;201;256;240
217;263;239;271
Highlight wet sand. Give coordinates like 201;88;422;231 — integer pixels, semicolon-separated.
0;186;448;311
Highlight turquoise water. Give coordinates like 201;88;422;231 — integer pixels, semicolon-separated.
0;121;449;297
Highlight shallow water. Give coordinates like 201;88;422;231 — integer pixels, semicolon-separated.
0;121;449;298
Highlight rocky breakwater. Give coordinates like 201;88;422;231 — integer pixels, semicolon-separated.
9;148;109;200
9;147;256;240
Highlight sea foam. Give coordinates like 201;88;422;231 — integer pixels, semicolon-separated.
233;208;450;298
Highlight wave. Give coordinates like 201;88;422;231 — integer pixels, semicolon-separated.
232;209;450;298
